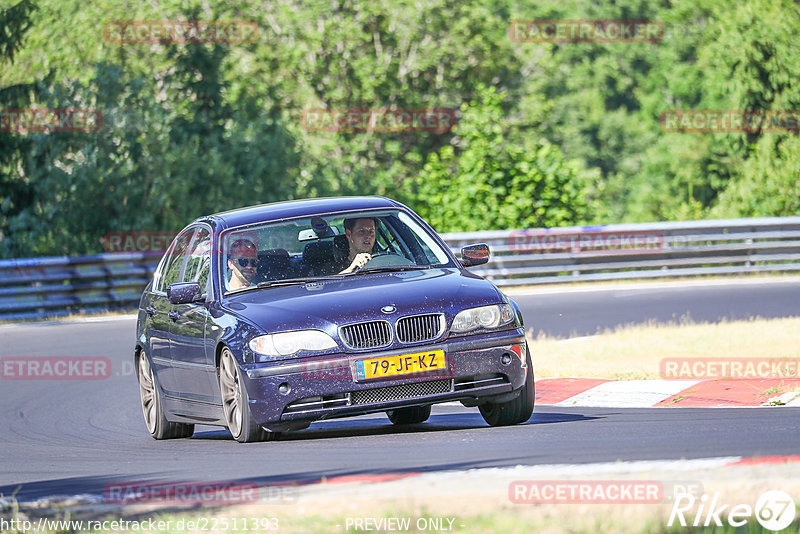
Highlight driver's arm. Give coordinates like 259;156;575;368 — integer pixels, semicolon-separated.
339;253;371;274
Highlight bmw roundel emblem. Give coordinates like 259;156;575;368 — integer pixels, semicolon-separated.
381;305;396;314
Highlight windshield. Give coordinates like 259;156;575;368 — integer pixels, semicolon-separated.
220;209;455;294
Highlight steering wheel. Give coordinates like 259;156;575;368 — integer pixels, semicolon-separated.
361;252;415;268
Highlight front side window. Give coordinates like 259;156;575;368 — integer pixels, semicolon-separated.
219;209;457;294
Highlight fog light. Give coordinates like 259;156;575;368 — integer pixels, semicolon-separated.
501;354;512;365
278;382;291;395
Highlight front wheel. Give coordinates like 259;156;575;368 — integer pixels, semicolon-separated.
479;347;534;427
386;405;431;425
137;349;194;439
219;347;279;443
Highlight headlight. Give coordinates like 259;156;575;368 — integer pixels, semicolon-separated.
249;330;337;358
451;304;515;333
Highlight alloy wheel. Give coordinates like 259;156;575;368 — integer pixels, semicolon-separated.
219;348;243;438
138;351;157;435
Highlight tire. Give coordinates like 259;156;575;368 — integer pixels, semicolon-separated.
386;405;431;424
218;347;279;443
137;349;194;439
479;347;535;427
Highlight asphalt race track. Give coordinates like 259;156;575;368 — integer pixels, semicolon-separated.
1;278;799;502
513;277;800;337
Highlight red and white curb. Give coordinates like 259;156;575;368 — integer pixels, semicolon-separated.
535;378;800;407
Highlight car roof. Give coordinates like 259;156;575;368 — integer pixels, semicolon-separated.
199;196;406;230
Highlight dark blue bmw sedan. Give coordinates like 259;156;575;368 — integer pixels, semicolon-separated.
135;196;533;442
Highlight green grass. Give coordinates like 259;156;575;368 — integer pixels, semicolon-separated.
528;316;800;380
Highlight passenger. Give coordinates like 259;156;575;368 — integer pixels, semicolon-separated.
227;238;259;290
339;217;376;274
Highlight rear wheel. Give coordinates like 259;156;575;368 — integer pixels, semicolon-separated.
219;347;279;443
479;348;534;427
137;349;194;439
386;405;431;425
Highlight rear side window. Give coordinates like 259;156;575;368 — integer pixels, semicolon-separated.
154;228;194;293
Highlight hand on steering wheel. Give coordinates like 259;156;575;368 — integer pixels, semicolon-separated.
349;253;372;272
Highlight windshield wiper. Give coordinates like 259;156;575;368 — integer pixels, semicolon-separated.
345;265;432;276
257;276;343;288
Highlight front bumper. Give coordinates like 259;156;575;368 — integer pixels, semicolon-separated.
242;329;528;428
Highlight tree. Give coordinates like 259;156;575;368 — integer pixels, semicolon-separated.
1;2;302;256
412;86;593;232
703;0;800;216
246;0;524;203
0;0;40;257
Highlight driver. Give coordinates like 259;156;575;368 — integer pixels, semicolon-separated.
339;217;376;274
227;238;259;290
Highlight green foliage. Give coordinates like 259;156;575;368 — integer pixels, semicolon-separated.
256;0;523;204
712;136;800;217
3;58;300;256
0;0;41;256
1;0;799;258
0;0;36;63
412;86;592;232
699;0;800;217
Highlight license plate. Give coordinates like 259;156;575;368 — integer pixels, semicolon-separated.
355;349;446;381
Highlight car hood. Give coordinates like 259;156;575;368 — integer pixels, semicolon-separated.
220;268;503;333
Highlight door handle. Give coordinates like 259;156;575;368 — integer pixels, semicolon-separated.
168;311;180;322
145;306;156;317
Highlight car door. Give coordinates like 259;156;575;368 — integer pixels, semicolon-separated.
146;227;195;397
167;226;218;405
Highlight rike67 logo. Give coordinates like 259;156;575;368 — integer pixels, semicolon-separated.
668;490;796;531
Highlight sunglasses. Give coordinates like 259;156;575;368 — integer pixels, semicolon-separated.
234;258;258;267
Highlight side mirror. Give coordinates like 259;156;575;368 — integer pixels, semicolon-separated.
167;282;203;305
460;243;490;267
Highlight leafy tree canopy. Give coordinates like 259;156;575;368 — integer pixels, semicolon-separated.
1;0;798;257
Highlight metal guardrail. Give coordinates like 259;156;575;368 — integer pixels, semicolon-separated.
0;253;158;321
1;217;799;320
441;217;800;287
